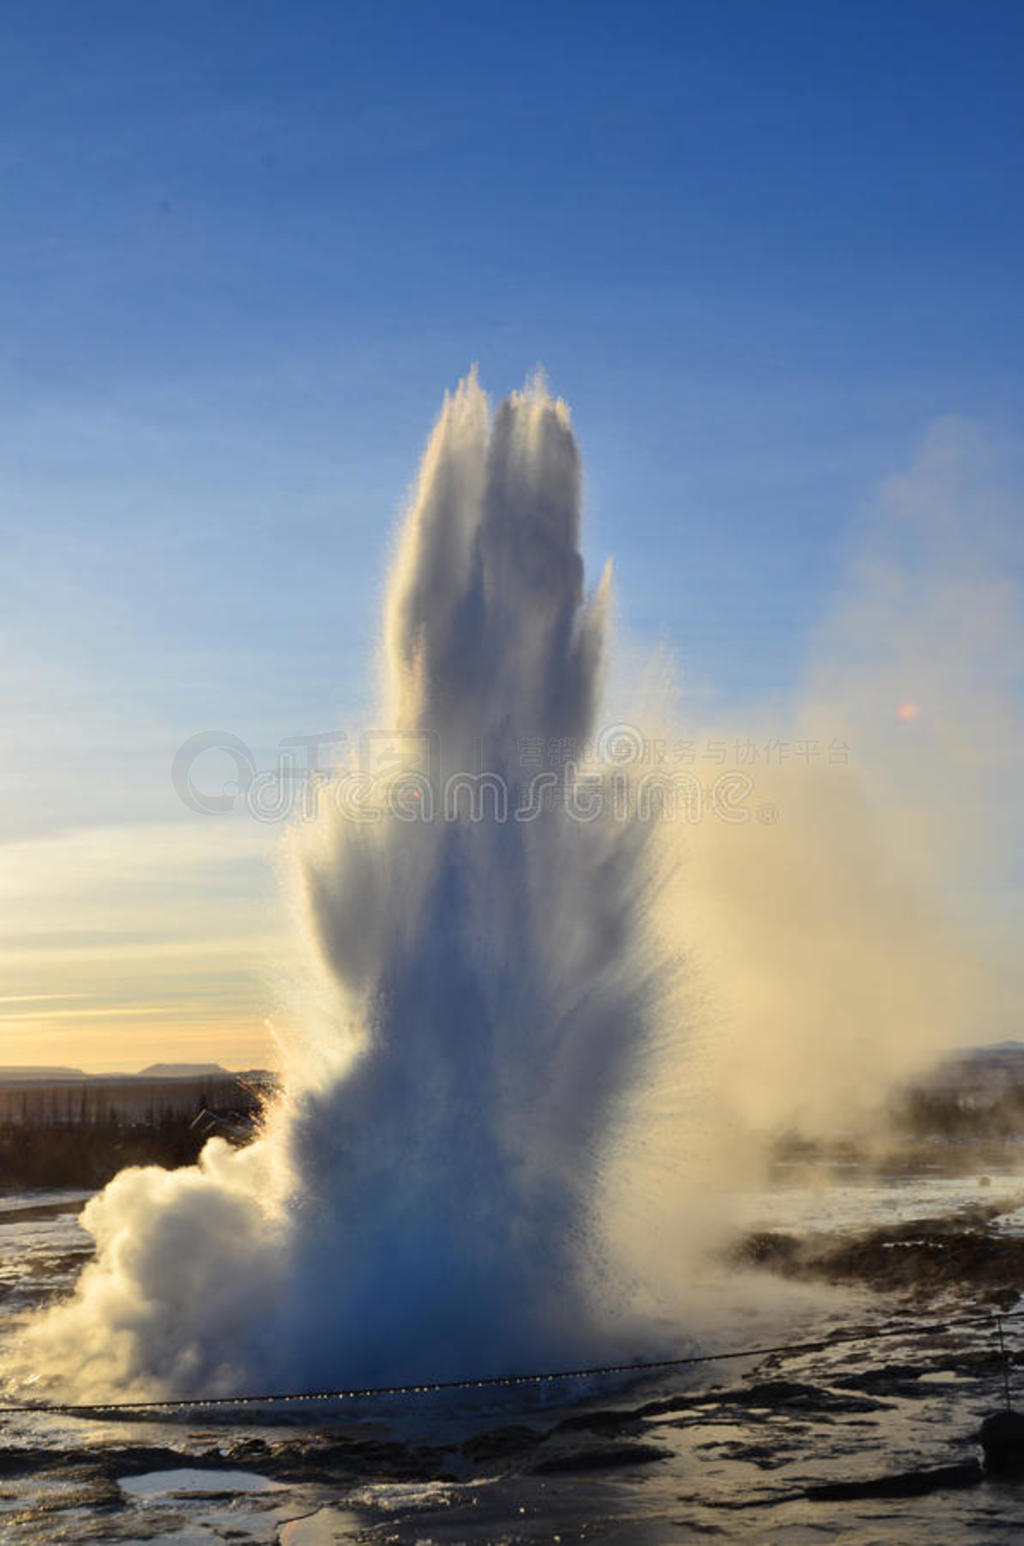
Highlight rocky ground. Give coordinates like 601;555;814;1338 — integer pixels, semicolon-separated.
730;1196;1024;1307
3;1185;1024;1542
0;1321;1019;1544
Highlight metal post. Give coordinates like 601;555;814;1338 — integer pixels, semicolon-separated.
997;1316;1012;1411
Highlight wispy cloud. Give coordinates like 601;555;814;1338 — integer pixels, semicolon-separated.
0;820;285;1070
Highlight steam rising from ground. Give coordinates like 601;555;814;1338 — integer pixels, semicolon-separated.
14;381;1021;1399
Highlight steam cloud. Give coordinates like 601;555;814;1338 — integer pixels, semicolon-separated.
13;381;1020;1398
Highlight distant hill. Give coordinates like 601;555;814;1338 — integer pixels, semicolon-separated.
0;1066;86;1082
0;1063;266;1087
137;1063;232;1080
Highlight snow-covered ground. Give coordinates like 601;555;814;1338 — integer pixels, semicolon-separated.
737;1169;1024;1237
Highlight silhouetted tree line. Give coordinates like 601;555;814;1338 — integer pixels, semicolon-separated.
769;1076;1024;1177
0;1077;256;1128
0;1108;253;1190
892;1080;1024;1142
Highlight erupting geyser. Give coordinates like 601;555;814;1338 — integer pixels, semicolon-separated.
17;374;661;1398
19;379;1004;1401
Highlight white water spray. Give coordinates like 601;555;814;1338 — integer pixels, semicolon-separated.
17;375;660;1397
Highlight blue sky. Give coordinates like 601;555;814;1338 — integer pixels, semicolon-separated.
1;1;1022;1067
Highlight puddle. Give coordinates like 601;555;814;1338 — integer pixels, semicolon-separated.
120;1467;285;1498
279;1507;363;1544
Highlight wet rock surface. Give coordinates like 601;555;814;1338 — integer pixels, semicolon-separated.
731;1198;1024;1304
529;1442;671;1474
804;1460;984;1499
4;1182;1024;1541
0;1343;1017;1544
